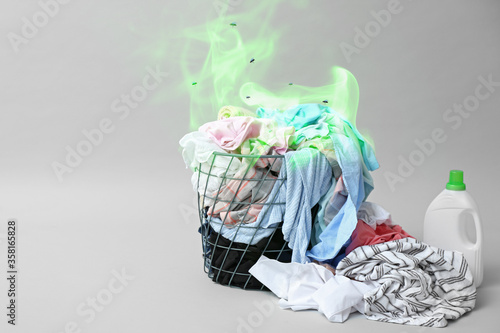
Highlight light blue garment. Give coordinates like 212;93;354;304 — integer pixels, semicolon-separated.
306;115;379;262
310;177;337;247
260;148;332;263
210;103;378;263
257;103;379;262
207;216;279;246
256;104;326;131
294;115;331;144
282;149;333;263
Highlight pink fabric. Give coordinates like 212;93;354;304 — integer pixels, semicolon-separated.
206;166;277;227
199;117;261;151
346;220;414;255
199;116;294;155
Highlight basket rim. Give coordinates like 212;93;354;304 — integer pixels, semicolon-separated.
212;151;286;159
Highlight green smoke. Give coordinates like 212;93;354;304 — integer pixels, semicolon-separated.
239;66;360;126
180;0;373;149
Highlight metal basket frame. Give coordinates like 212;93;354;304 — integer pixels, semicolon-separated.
197;151;291;289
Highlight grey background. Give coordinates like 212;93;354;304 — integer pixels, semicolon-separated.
1;0;499;332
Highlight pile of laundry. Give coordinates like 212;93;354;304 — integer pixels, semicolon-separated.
180;104;476;328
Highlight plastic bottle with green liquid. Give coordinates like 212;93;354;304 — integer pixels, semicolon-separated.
423;170;483;287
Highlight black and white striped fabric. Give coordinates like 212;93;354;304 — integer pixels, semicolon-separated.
336;238;476;327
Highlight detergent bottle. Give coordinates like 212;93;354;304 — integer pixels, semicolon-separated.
423;170;483;287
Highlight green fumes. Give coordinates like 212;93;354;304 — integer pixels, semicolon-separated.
239;67;360;126
180;0;373;151
181;0;283;129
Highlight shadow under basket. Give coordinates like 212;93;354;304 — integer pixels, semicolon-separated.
197;152;292;290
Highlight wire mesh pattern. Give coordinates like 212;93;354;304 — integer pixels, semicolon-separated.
197;152;292;290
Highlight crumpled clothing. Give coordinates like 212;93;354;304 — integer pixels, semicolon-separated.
294;113;332;145
208;216;280;246
258;105;341;175
179;131;242;197
249;256;379;322
295;108;377;195
205;169;286;247
294;136;341;178
356;202;392;229
256;104;379;262
312;200;392;248
345;220;414;255
256;103;325;129
307;109;379;262
199;116;294;155
310;176;346;247
322;175;348;227
254;148;333;263
218;105;257;120
238;143;284;171
336;238;477;327
206;165;278;227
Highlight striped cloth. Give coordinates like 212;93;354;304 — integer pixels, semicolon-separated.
336;238;476;327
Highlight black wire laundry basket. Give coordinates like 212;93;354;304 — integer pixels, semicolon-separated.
197;152;292;290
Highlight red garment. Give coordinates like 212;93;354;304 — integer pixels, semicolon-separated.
346;220;414;255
